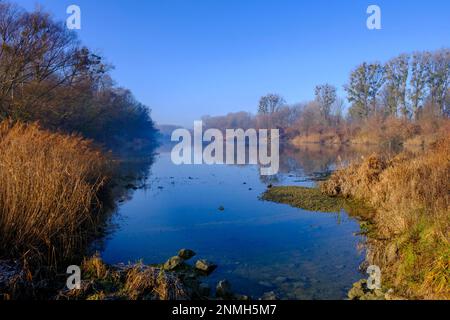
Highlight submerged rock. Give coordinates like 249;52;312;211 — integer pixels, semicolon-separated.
198;283;211;297
195;260;217;274
261;291;278;300
235;294;250;301
178;249;196;261
348;279;388;300
274;276;288;283
216;280;233;299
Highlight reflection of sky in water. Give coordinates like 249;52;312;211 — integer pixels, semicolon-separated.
100;149;367;300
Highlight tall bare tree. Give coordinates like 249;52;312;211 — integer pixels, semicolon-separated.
408;52;431;120
315;84;337;122
384;54;410;117
427;49;450;117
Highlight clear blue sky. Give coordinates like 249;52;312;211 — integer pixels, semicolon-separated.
16;0;450;126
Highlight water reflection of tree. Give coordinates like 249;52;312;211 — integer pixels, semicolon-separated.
89;148;158;255
278;144;386;176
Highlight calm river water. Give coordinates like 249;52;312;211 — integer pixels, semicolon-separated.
99;144;375;300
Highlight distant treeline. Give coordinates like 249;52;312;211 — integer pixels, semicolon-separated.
346;49;449;120
202;49;449;146
0;2;157;151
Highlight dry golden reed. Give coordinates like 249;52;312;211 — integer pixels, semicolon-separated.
0;120;110;266
322;136;450;299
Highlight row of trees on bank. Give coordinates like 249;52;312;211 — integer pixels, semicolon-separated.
346;50;449;120
0;2;157;150
202;49;449;143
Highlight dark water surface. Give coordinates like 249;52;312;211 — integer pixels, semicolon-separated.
100;145;373;300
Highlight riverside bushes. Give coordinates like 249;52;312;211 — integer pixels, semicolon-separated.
321;137;450;299
0;121;111;267
0;2;157;151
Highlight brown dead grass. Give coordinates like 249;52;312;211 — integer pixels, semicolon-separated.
321;136;450;299
0;120;110;267
58;255;188;300
124;264;187;300
322;137;449;236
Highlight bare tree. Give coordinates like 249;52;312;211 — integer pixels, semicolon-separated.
427;49;450;117
384;54;409;117
315;84;337;122
257;93;286;129
258;94;285;115
408;51;431;120
0;3;105;120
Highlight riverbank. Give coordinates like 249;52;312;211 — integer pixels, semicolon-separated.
0;122;246;301
263;136;449;300
0;121;112;299
0;121;112;267
291;117;450;149
1;250;249;301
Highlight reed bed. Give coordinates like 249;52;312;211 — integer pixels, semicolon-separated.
322;136;450;299
0;121;110;267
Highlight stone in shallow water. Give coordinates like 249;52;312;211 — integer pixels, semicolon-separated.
195;260;217;274
216;280;233;299
235;294;250;301
163;256;184;271
178;249;196;260
275;276;288;283
258;281;272;287
348;279;388;300
261;291;278;300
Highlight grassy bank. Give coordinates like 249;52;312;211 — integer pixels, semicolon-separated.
264;137;449;299
0;121;214;301
322;137;449;299
261;186;374;221
0;121;111;273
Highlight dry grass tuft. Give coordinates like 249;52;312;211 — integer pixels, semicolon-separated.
58;256;188;300
125;264;187;300
82;254;109;280
0;120;110;267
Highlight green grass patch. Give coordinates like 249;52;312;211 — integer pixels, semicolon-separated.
261;186;345;213
261;186;373;216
